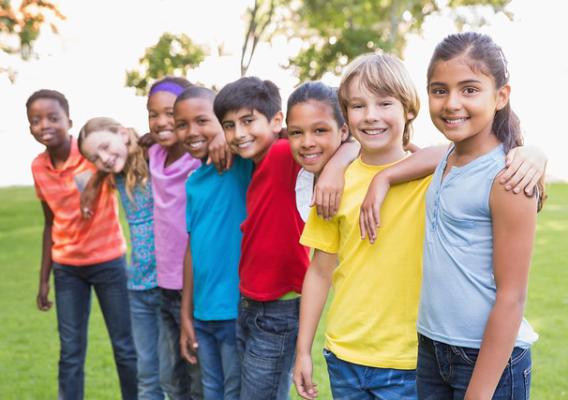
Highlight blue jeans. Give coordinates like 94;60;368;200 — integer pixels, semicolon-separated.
323;349;417;400
158;288;203;400
416;334;532;399
53;256;137;400
129;288;165;400
236;296;299;400
194;319;240;400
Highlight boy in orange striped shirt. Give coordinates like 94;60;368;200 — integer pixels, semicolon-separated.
28;89;137;400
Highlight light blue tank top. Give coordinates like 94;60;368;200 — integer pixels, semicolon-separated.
418;144;538;349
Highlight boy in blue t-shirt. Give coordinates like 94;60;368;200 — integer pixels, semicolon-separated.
176;86;253;400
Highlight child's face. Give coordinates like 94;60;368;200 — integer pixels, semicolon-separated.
346;78;411;160
81;130;129;173
428;55;509;144
147;91;179;148
221;108;282;163
27;98;71;149
174;97;223;160
287;100;348;174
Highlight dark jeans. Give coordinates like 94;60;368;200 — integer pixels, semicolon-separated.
158;288;203;400
416;334;532;399
236;296;300;400
53;256;137;400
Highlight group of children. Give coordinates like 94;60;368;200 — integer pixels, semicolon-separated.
28;32;545;400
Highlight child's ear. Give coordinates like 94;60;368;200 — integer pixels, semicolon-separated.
496;84;511;111
406;111;415;122
270;111;284;135
68;119;73;129
340;123;349;142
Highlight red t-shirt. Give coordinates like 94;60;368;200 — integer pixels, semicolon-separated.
239;139;309;301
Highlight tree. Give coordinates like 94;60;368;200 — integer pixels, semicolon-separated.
0;0;65;81
287;0;512;81
125;33;206;96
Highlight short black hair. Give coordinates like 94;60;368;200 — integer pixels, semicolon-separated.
174;86;215;107
286;81;345;127
214;77;281;122
26;89;70;117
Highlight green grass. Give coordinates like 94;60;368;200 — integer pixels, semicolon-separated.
0;184;567;399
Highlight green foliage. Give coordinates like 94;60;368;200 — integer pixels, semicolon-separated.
0;0;65;81
125;33;206;96
287;0;511;80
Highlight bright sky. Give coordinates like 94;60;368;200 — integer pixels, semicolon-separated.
1;0;566;186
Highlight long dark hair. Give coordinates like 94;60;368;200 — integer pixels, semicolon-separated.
428;32;544;210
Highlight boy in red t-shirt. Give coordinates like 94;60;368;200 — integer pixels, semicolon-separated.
214;77;305;399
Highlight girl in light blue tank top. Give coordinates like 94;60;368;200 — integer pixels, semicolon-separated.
416;33;543;400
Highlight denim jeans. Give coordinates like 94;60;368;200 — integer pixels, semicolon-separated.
194;319;240;400
323;348;417;400
236;296;299;400
159;288;203;400
129;288;165;400
53;256;137;400
416;334;532;399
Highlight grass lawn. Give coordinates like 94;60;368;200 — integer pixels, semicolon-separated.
0;184;567;399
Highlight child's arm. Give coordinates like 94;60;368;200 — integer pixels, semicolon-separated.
500;145;547;195
360;145;447;242
80;171;109;219
312;138;360;220
293;249;337;400
464;174;537;400
37;201;54;311
206;131;233;173
180;238;198;364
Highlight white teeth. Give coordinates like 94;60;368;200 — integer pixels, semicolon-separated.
238;141;252;149
303;154;319;159
363;129;386;135
445;118;468;125
158;131;174;140
188;140;205;149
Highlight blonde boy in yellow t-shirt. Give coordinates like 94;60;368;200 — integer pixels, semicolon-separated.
293;53;430;400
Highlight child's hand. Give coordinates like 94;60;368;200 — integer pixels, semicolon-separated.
501;145;547;195
359;173;390;243
180;318;199;364
293;353;318;399
311;168;345;221
138;132;156;148
80;186;97;219
207;133;233;173
36;281;53;311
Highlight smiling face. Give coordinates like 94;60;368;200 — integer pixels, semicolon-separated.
287;100;348;174
346;78;412;165
147;91;179;148
175;97;222;160
221;108;282;164
428;55;509;147
81;130;129;173
27;98;72;149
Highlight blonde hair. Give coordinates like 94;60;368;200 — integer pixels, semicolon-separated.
78;117;149;202
338;53;420;146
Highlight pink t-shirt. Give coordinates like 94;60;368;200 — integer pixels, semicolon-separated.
149;144;200;289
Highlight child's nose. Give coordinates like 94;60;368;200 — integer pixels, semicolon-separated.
445;91;462;111
364;105;381;122
302;133;316;148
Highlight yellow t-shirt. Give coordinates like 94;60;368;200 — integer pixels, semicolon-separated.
300;157;432;369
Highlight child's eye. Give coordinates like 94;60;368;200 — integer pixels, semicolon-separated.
49;116;60;123
197;118;209;125
243;117;254;125
314;128;328;134
166;111;174;118
463;87;478;95
350;104;363;109
380;102;392;107
430;88;447;95
222;122;235;130
288;130;302;137
176;122;187;130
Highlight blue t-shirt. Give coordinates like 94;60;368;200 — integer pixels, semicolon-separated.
115;174;158;290
418;144;538;349
185;156;253;320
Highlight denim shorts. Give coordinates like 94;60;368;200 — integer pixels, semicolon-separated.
417;333;531;399
323;348;417;400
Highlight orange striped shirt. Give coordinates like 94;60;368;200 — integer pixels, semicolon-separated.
32;137;126;266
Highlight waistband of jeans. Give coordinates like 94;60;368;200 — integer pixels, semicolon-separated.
159;287;182;298
240;296;300;312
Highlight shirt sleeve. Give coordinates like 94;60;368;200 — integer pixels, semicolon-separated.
300;206;340;254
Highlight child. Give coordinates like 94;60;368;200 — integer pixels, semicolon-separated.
78;117;164;400
214;77;357;400
145;76;203;399
27;90;137;400
417;32;538;399
294;54;428;400
175;86;253;400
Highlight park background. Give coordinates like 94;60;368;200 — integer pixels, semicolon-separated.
1;0;567;398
